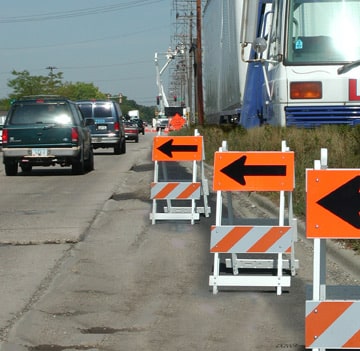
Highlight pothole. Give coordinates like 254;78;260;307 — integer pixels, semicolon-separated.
28;345;95;351
80;326;119;334
16;209;56;215
26;327;146;350
110;192;149;202
80;326;146;334
130;163;153;172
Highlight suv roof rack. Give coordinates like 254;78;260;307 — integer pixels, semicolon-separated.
17;95;69;101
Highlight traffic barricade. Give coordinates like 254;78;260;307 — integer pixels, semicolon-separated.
305;148;360;350
150;129;211;224
209;140;298;295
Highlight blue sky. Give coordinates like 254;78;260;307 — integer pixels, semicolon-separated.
0;0;173;105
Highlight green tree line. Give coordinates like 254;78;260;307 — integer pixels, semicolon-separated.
0;70;156;122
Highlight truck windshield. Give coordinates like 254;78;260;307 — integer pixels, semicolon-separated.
286;0;360;64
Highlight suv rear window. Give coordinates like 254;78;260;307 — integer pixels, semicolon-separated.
77;104;92;118
77;103;115;120
10;103;72;125
93;105;113;118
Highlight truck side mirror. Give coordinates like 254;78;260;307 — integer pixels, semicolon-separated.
253;37;267;54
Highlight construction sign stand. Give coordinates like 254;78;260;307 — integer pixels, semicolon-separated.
150;129;211;224
209;140;298;295
305;148;360;350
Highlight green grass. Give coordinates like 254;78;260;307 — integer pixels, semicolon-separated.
173;124;360;251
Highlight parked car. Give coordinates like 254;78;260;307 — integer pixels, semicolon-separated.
2;96;94;176
124;121;139;143
76;100;126;155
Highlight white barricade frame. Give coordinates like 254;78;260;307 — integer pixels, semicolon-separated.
209;140;298;295
150;129;211;224
305;149;360;350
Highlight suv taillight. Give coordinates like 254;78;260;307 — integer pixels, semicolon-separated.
114;121;120;132
2;129;8;144
71;127;79;143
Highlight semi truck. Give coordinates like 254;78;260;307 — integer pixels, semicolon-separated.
202;0;360;128
128;110;140;119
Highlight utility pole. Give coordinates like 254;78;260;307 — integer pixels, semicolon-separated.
46;66;58;94
196;0;204;125
188;12;193;125
46;66;57;75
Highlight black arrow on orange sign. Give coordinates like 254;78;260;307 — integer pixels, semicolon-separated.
158;139;198;158
220;155;286;186
317;175;360;229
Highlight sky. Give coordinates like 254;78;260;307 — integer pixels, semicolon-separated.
0;0;173;106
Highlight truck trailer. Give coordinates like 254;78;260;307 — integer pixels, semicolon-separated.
203;0;360;128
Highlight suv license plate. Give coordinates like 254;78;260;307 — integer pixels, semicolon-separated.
97;125;107;130
32;148;48;157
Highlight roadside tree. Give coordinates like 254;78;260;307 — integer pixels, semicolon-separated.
8;70;63;98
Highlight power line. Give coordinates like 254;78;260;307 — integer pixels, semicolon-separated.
46;66;58;75
0;60;153;75
61;61;151;70
0;0;166;24
84;75;155;83
0;24;169;51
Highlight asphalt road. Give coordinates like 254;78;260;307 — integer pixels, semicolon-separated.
0;132;359;351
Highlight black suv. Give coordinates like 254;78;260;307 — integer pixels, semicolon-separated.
2;96;94;176
136;119;145;135
76;100;126;155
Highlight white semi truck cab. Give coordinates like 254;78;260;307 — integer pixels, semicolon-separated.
203;0;360;128
242;0;360;127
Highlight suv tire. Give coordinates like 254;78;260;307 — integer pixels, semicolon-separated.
85;148;94;172
121;139;126;154
114;139;126;155
72;151;85;175
5;161;18;176
20;164;33;173
114;141;121;155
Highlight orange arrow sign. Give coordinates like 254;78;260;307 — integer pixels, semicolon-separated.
152;136;203;161
306;169;360;238
213;151;294;191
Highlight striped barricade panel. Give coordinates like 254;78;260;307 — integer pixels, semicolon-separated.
306;300;360;348
151;182;201;200
210;225;292;253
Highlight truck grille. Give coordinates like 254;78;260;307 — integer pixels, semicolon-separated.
285;106;360;127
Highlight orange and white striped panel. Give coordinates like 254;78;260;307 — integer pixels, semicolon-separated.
210;225;292;253
306;300;360;348
151;182;201;200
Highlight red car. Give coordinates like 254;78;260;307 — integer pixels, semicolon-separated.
124;121;139;143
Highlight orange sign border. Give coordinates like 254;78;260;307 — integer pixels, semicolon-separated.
306;169;360;239
152;136;203;161
213;151;294;191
